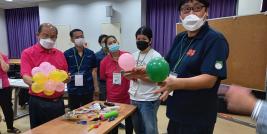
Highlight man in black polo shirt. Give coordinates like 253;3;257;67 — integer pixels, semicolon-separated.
155;0;229;133
64;29;99;110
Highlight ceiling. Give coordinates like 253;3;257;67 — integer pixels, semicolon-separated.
0;0;52;9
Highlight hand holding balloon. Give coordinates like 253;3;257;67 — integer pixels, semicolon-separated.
123;66;147;80
153;76;177;101
146;57;169;82
122;57;170;83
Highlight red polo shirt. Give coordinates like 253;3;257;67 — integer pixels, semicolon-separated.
0;53;10;88
100;51;130;104
20;44;68;99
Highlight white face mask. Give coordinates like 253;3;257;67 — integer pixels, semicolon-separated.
74;38;86;47
181;13;206;31
40;38;55;49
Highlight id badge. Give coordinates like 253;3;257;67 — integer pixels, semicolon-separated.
168;72;177;96
113;73;121;85
0;78;2;89
129;81;138;96
75;75;83;86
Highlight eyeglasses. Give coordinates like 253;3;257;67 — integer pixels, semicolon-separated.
180;5;205;14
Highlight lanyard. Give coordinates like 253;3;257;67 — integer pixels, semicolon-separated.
172;35;194;72
73;48;85;73
136;48;151;66
109;53;121;73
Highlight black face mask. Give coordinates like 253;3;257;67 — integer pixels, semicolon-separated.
136;41;150;51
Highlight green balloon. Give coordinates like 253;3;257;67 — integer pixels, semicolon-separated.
146;57;170;82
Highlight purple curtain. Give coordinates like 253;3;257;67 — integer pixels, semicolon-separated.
262;0;267;12
5;7;40;59
208;0;237;19
146;0;237;56
146;0;179;56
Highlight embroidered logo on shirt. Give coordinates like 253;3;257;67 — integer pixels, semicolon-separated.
186;49;196;57
215;61;223;70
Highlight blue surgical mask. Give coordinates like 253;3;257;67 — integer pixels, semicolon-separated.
108;43;120;52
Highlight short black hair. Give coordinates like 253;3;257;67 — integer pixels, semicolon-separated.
104;35;117;46
38;23;58;34
69;29;83;38
178;0;209;11
135;26;153;41
98;34;108;44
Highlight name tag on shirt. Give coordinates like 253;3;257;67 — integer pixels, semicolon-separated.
113;73;121;85
75;75;83;86
168;72;177;96
129;81;138;96
0;79;2;89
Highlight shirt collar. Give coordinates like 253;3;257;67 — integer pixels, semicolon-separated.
73;47;86;56
107;50;123;61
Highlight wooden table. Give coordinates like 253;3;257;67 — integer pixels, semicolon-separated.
23;101;136;134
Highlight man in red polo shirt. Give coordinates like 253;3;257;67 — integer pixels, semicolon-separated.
20;23;68;128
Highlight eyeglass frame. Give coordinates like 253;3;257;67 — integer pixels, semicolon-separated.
180;4;206;14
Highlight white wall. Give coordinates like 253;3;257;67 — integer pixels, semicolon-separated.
141;0;146;25
237;0;263;15
39;0;141;53
0;9;9;55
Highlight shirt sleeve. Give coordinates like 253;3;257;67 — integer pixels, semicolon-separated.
100;58;106;80
63;51;68;61
153;51;162;58
62;54;68;72
2;54;9;64
200;37;229;80
91;52;97;68
95;52;100;67
252;100;263;120
255;101;267;134
20;51;32;77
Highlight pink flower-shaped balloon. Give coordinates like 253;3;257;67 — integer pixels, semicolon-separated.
55;82;65;92
31;67;42;76
44;80;57;91
39;62;56;75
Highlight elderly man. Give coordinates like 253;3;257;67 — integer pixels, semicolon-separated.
21;23;68;128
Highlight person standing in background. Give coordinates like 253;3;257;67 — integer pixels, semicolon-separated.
95;34;108;101
0;52;21;133
124;26;162;134
100;35;133;134
64;29;99;110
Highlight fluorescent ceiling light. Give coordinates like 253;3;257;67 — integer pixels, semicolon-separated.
5;0;13;2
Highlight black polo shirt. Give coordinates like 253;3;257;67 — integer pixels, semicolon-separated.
64;47;96;95
165;22;229;126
